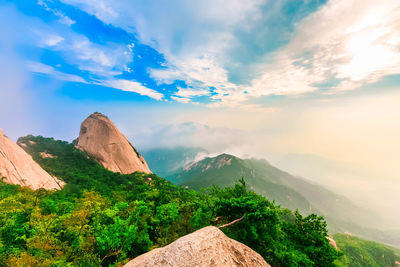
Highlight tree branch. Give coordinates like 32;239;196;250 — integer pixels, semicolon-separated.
217;216;244;229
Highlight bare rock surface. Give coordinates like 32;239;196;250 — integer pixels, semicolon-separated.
124;226;270;267
0;129;62;190
76;112;151;174
327;236;338;250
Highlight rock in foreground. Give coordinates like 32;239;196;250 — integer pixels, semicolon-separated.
0;129;62;190
76;112;151;174
124;226;270;267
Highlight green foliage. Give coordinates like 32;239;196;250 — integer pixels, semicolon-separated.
0;136;340;266
210;179;339;266
169;154;317;213
334;233;400;267
168;153;377;233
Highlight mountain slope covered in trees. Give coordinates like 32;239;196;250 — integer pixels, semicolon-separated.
0;136;339;266
334;234;400;266
168;154;376;230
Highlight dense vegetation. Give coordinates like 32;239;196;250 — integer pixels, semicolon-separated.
169;153;312;212
334;234;400;267
0;136;339;266
168;153;378;234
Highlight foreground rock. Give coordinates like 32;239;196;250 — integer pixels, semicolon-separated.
0;129;62;190
76;112;151;174
124;226;270;267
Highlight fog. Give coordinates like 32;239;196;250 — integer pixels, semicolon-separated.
125;89;400;229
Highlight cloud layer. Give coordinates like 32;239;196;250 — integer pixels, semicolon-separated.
55;0;400;107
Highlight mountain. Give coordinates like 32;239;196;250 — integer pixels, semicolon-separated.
0;129;62;190
16;135;151;195
141;147;208;177
124;226;270;267
170;154;312;212
1;136;339;266
75;112;151;174
168;154;379;231
334;233;400;266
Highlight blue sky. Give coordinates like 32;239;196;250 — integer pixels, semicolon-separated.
0;0;327;105
0;0;399;141
4;0;400;110
1;0;400;224
0;0;399;158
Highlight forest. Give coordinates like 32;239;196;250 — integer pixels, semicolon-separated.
0;136;340;266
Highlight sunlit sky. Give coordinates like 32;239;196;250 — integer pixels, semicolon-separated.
1;0;400;224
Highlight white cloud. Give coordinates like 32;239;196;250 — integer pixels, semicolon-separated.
247;56;321;97
60;0;265;105
170;96;190;103
262;0;400;93
45;34;133;77
150;54;235;89
26;61;164;100
61;0;400;107
168;86;211;103
134;122;249;154
38;0;76;26
61;0;264;56
60;0;118;22
42;34;64;47
102;79;164;100
246;0;400;97
9;4;132;81
26;61;87;83
175;87;210;98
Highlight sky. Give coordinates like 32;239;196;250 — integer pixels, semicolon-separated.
0;0;400;226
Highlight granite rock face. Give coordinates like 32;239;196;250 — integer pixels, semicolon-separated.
76;112;151;174
124;226;270;267
0;129;62;190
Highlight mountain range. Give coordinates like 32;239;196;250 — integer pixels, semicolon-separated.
144;150;400;248
1;112;399;265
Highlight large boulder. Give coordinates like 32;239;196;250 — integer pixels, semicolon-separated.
124;226;270;267
76;112;151;174
0;129;62;190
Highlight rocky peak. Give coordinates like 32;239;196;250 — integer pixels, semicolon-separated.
0;129;62;190
76;112;151;174
184;153;235;171
124;226;270;267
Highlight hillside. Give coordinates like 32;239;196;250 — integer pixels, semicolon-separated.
0;135;339;266
334;234;400;266
170;154;312;213
169;154;377;230
17;135;145;195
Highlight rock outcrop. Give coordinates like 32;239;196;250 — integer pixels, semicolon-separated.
124;226;270;267
327;236;338;250
0;129;62;190
76;112;151;174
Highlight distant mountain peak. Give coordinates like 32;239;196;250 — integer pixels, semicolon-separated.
76;112;151;174
183;153;236;171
